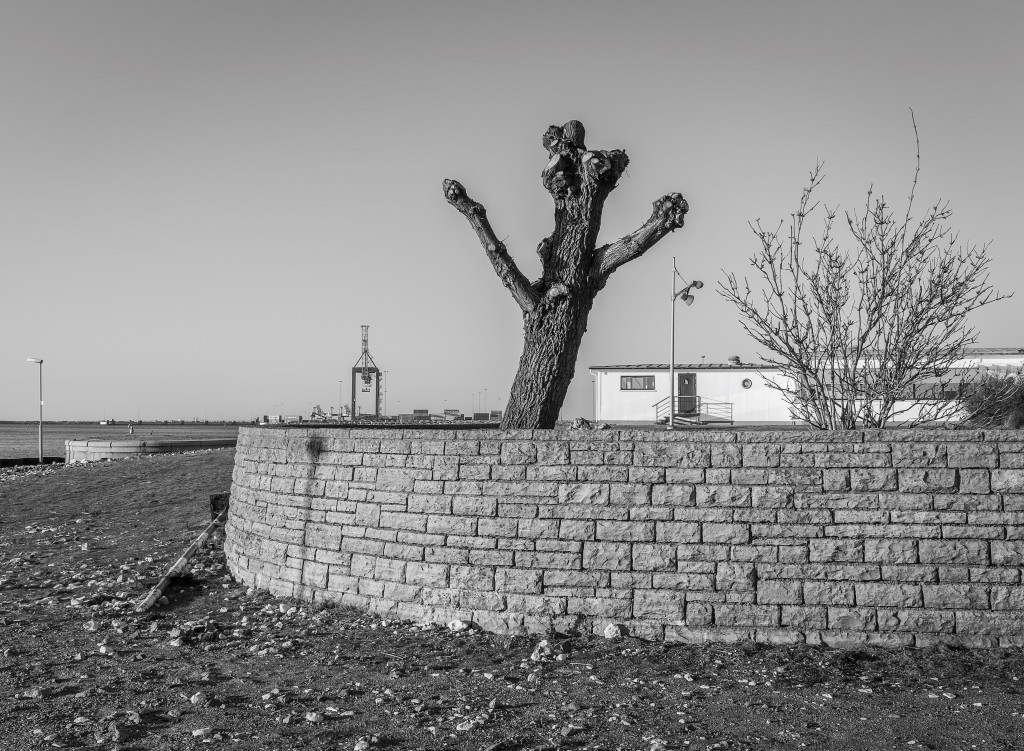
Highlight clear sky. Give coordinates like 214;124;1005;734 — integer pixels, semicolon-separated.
2;1;1022;422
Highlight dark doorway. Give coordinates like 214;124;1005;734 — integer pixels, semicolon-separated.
677;372;697;414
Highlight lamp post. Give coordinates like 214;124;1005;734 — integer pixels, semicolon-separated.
668;259;702;430
26;358;43;462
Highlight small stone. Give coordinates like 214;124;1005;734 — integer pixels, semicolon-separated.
192;727;213;737
305;711;324;723
447;619;469;633
530;639;554;662
22;687;53;699
604;623;627;640
189;691;208;706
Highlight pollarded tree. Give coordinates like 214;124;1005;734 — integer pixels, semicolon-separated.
444;120;689;429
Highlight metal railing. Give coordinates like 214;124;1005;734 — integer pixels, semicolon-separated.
653;395;734;426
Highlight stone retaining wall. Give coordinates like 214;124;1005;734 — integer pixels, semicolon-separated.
225;426;1024;647
66;438;237;463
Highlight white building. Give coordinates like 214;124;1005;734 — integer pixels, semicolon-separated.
589;348;1024;425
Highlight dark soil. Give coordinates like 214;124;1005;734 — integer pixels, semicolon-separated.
1;452;1022;750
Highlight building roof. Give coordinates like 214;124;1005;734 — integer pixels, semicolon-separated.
590;363;773;371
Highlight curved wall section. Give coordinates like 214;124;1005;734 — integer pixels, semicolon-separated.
226;426;1024;647
66;438;236;463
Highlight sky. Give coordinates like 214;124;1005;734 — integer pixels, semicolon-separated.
2;1;1022;422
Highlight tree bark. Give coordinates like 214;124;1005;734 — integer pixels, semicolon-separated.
444;120;689;429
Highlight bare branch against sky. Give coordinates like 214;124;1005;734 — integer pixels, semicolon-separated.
1;2;1021;421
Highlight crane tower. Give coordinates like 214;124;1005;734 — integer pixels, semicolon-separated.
351;325;382;420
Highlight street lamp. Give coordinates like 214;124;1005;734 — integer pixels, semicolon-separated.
26;358;43;462
668;258;702;430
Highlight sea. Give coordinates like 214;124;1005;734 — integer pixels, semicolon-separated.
0;422;241;460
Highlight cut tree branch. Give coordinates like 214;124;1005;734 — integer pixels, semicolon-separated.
443;178;540;313
593;193;689;281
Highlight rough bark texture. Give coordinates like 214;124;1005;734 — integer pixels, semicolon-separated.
444;121;689;429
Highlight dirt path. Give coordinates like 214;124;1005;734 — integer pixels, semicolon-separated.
1;451;1022;750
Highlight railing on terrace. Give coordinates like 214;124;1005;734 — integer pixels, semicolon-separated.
653;396;734;426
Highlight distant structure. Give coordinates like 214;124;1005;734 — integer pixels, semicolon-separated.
351;325;382;420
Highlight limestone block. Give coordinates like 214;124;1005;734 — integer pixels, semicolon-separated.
597;521;655;542
515;551;581;569
577;466;629;482
756;580;803;605
606;482;651;505
655;521;701;544
631;543;675;571
381;542;425;561
898;468;958;492
535;441;570;464
803;581;855;605
891;443;947;467
557;482;610;504
714;603;779;627
990;586;1024;610
851;469;898;492
946;443;998;469
991;469;1024;493
501;442;538;465
918;539;989;565
444;440;480;456
822;470;851;492
810;538;864;563
583;541;632;570
633;443;711;468
741;444;781;468
922;583;990;609
991;541;1024;565
827;607;877;631
651;484;695;505
567;596;632;619
633;590;685;620
696;485;751;508
854;582;923;607
864;538;917;563
525;465;574;482
711;444;742;468
700;523;749;545
716;562;756;591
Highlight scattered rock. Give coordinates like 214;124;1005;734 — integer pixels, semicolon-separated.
604;623;627;640
447;619;470;633
530;639;554;662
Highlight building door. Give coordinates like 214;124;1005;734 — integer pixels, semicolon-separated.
677;373;697;414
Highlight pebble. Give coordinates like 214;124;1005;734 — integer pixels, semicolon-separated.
304;711;324;723
603;623;627;640
192;727;213;738
447;619;469;633
530;639;554;662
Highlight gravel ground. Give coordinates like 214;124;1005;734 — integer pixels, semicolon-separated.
1;451;1022;751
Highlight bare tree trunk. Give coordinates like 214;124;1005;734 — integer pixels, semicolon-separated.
444;121;689;429
502;293;595;429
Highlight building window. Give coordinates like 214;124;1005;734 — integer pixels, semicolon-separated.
620;375;655;391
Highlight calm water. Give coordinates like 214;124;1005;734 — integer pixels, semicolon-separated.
0;423;241;459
